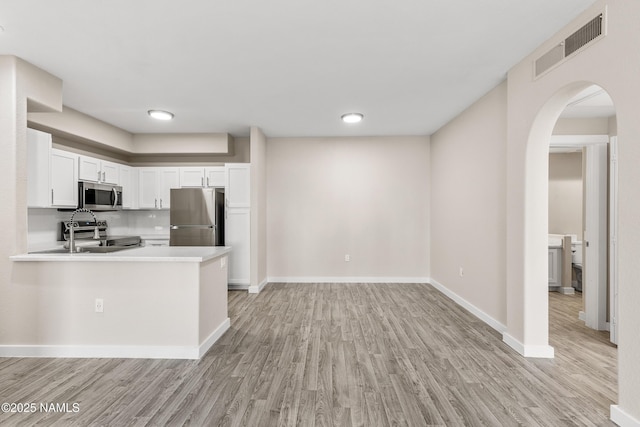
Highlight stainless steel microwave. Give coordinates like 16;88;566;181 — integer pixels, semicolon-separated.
78;181;123;211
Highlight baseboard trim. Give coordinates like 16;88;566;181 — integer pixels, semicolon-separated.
267;276;430;284
228;284;249;291
199;317;231;358
428;278;507;334
579;310;586;321
0;318;231;360
502;333;555;358
248;278;268;294
611;405;640;426
559;286;575;295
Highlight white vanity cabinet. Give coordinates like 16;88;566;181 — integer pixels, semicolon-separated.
78;155;119;184
548;248;561;287
27;128;78;208
180;167;226;188
138;167;180;209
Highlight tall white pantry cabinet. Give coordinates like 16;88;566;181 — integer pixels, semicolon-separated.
225;163;251;288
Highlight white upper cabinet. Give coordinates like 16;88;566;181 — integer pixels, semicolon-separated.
180;166;226;188
27;129;78;208
78;155;119;185
180;167;206;188
27;128;52;208
138;167;180;209
119;165;138;209
225;164;251;208
50;149;79;208
206;167;225;187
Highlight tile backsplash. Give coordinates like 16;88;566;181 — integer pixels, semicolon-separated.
27;208;170;249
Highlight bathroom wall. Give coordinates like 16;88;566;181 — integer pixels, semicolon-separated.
548;152;583;238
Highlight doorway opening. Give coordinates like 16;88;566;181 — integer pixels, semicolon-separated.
547;84;618;345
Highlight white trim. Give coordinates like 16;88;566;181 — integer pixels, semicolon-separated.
579;310;586;321
428;278;507;333
0;318;231;360
198;317;231;358
611;405;640;427
502;333;555;359
584;142;609;331
248;278;268;294
228;283;249;291
558;286;576;295
267;276;430;284
549;134;609;146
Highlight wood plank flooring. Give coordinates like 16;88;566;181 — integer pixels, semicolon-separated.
0;284;617;426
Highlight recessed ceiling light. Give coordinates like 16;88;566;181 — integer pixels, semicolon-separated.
148;110;174;121
341;112;364;123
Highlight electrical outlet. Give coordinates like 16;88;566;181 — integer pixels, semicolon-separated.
345;254;350;262
459;267;464;277
95;298;104;313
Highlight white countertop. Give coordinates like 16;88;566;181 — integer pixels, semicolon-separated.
11;246;231;263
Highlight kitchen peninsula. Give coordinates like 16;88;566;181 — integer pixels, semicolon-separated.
8;246;231;359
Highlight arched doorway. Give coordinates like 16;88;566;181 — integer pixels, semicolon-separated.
523;80;618;409
548;84;617;343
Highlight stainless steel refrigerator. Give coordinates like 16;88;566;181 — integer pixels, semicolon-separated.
169;188;225;246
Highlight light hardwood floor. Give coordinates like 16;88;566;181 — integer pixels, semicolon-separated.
0;284;617;426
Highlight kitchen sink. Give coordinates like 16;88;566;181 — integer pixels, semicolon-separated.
30;246;138;254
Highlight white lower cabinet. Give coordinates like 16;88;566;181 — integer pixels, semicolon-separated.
226;207;250;285
548;248;561;287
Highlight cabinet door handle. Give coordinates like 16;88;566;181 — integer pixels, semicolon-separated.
155;198;158;209
201;177;204;187
98;171;101;181
207;177;210;187
160;198;163;209
51;189;54;204
102;171;106;181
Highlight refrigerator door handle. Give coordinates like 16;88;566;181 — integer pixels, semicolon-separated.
170;225;215;230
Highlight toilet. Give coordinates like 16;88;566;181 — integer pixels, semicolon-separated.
572;241;583;292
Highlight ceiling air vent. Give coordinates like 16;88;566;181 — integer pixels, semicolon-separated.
534;13;604;79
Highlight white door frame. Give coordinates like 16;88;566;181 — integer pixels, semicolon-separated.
609;136;619;344
584;142;608;331
549;135;610;331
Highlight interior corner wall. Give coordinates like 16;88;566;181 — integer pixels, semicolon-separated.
266;136;430;281
250;127;267;288
506;0;640;419
430;81;507;326
1;56;62;345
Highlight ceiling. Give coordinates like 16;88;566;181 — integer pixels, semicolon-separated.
1;0;598;138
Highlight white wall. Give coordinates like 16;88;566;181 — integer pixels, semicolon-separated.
267;136;430;281
430;82;507;326
548;152;583;238
504;0;640;420
250;127;268;289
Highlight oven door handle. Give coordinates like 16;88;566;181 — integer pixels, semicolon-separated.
112;187;119;208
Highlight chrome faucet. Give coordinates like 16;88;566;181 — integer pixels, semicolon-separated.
68;208;100;253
